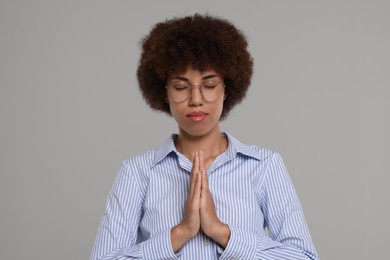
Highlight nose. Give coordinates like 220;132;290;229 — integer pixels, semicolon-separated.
188;86;204;106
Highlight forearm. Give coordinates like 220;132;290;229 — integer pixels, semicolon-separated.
254;235;319;260
219;227;319;260
92;228;179;260
207;222;231;248
170;224;193;253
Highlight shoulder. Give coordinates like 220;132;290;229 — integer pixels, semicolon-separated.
225;132;278;162
117;135;176;179
121;148;158;174
110;148;159;193
248;144;277;161
247;144;287;171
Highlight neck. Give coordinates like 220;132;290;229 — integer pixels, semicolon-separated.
175;129;227;169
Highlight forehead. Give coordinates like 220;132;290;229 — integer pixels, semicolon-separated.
168;67;222;81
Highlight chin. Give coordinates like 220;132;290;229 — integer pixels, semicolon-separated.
180;125;219;138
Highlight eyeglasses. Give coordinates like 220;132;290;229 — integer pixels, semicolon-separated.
166;79;225;103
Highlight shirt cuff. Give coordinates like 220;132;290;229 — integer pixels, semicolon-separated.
141;229;180;260
218;225;257;260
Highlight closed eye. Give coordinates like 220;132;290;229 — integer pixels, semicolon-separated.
168;81;189;90
174;85;189;91
202;80;219;88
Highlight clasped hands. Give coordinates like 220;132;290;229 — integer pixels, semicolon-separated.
170;151;231;252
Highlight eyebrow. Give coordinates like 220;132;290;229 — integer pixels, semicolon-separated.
171;74;220;82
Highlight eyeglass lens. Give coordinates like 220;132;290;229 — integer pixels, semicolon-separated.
167;80;224;102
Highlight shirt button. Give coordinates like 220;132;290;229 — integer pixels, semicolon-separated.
204;238;210;246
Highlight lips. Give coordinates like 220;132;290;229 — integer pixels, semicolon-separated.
186;111;208;122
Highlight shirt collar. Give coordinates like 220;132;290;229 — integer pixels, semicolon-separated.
224;132;262;161
152;134;178;167
152;132;262;167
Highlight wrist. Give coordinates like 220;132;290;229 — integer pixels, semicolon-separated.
171;223;194;253
174;222;197;241
208;222;231;248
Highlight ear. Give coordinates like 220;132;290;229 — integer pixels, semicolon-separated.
164;89;169;103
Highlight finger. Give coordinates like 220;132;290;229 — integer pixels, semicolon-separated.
188;176;196;202
193;164;202;199
188;152;198;197
201;168;208;190
199;151;205;172
198;151;208;190
193;150;200;173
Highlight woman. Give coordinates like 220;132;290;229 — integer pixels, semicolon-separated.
91;14;319;260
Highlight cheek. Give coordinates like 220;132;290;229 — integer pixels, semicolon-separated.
168;102;183;121
168;104;176;118
216;100;224;117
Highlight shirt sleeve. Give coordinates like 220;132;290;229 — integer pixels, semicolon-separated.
90;161;180;260
219;152;319;260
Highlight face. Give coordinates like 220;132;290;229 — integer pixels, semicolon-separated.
166;68;225;138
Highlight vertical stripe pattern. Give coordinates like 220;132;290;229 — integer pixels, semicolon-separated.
90;133;319;260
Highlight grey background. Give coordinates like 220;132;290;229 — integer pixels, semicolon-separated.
1;0;389;259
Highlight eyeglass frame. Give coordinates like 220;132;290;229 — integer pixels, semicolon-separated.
165;79;225;103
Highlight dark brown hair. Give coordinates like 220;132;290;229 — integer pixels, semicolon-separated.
137;14;253;119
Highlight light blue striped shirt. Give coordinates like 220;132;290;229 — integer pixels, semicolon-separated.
91;133;319;259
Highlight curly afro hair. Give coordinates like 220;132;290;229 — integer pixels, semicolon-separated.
137;14;253;119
